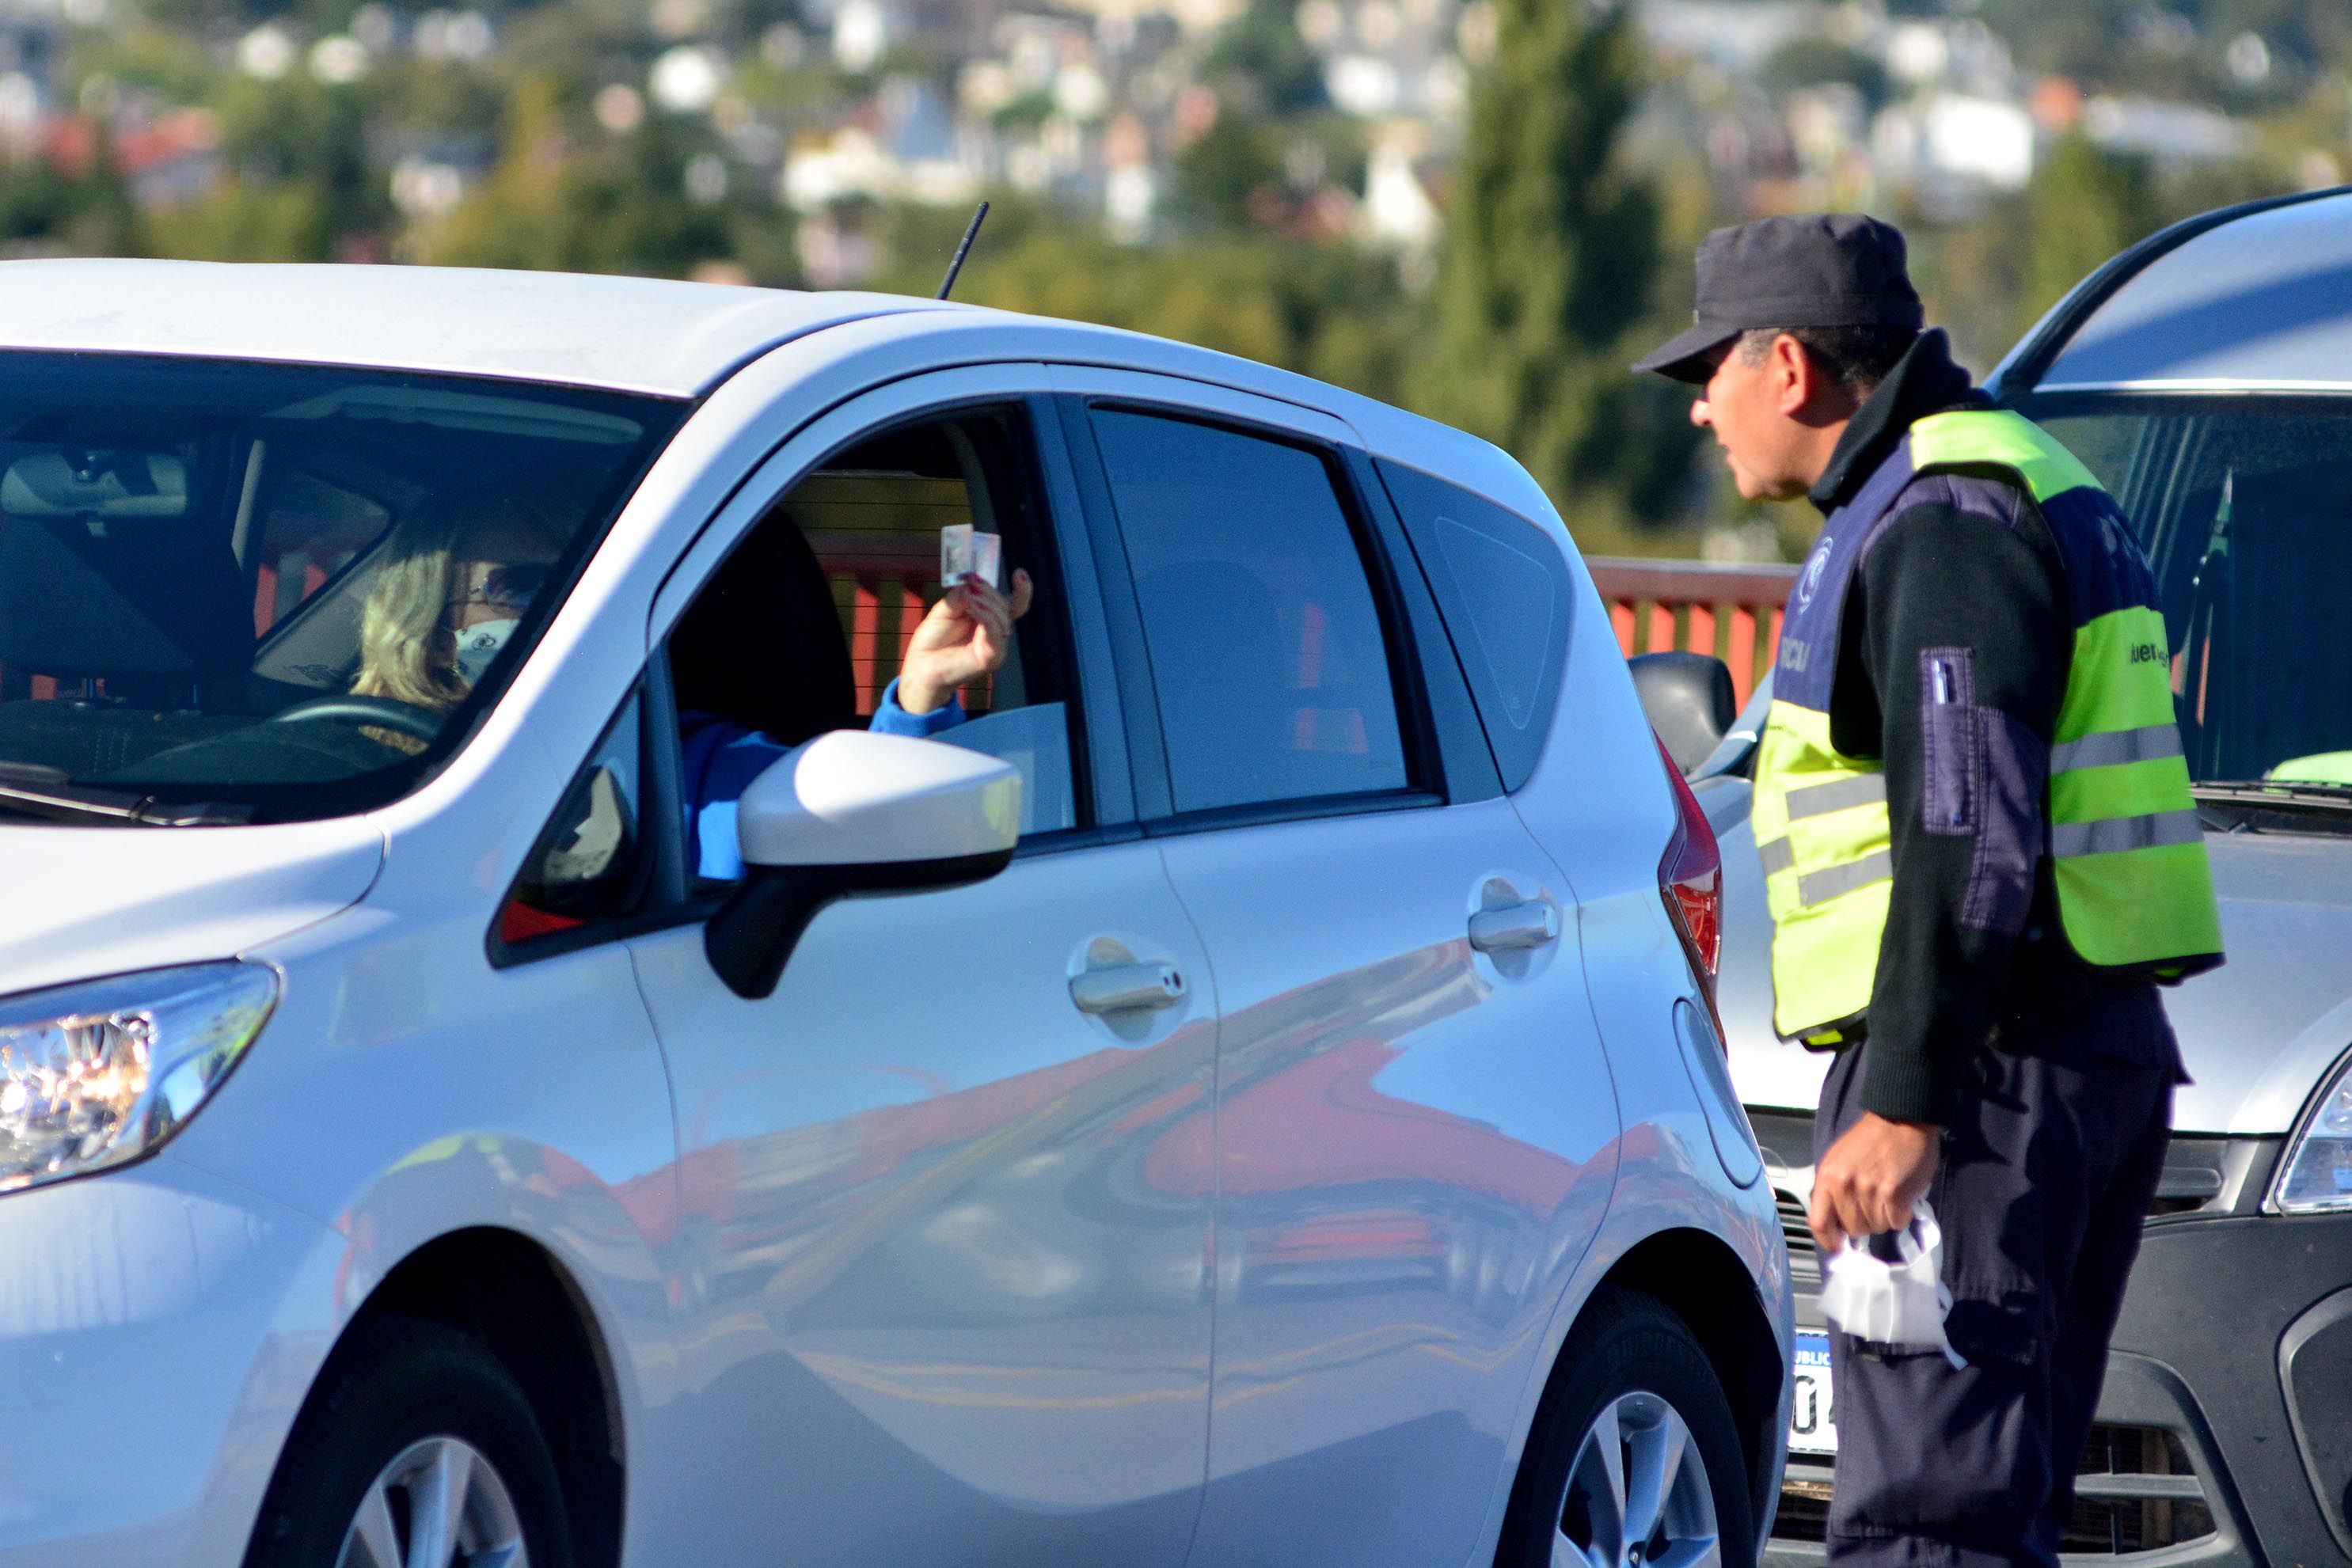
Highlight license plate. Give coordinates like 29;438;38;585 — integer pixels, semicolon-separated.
1789;1331;1837;1454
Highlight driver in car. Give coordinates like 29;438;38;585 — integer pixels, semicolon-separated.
349;497;1032;881
349;498;568;750
682;565;1033;881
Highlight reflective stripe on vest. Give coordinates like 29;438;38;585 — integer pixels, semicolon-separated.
1752;700;1890;1040
1752;408;2222;1043
2050;724;2183;773
2051;808;2203;857
1786;773;1888;818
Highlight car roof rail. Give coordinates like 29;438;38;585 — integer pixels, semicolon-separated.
1985;183;2352;404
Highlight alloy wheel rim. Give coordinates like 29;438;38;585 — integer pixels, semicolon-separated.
1555;1391;1720;1568
336;1435;528;1568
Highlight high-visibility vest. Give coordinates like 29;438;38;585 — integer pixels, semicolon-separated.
1753;408;2223;1045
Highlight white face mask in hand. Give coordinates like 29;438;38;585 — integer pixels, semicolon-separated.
1818;1198;1969;1370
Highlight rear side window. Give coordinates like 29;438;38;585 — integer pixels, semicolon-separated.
1377;460;1570;792
1091;409;1408;815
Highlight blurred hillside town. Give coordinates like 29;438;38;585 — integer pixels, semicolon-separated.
0;0;2343;552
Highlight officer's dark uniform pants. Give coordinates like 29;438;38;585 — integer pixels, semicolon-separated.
1812;988;2176;1568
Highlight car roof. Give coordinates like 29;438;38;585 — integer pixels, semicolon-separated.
0;260;961;397
0;257;1569;544
2035;189;2352;393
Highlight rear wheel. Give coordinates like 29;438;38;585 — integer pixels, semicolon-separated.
1499;1288;1755;1568
245;1316;573;1568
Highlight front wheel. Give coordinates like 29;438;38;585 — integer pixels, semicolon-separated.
1499;1287;1756;1568
245;1317;574;1568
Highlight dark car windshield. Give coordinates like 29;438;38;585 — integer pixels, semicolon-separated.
2025;397;2352;803
0;352;682;824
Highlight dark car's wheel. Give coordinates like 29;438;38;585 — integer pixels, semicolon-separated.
245;1317;573;1568
1499;1287;1755;1568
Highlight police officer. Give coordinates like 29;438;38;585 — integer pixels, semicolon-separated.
1636;214;2223;1568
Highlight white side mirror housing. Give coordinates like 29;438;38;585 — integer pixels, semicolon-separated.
736;729;1021;869
707;731;1023;1000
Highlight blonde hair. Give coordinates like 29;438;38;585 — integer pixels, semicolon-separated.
351;498;564;748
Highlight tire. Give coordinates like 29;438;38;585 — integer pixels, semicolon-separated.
245;1316;575;1568
1498;1287;1757;1568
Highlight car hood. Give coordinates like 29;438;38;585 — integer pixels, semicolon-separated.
1698;776;2352;1136
0;818;384;997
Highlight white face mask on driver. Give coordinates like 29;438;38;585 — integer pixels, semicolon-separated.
452;618;519;687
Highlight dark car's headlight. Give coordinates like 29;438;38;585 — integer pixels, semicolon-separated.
0;962;277;1194
2270;1044;2352;1215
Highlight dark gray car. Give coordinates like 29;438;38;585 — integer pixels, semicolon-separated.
1654;188;2352;1568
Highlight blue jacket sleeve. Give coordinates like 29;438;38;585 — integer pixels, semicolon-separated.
868;678;967;738
680;718;792;883
682;686;969;883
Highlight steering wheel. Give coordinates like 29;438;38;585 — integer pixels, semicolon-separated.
266;694;445;743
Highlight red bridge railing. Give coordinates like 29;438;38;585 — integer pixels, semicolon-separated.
1587;557;1797;707
805;550;1799;716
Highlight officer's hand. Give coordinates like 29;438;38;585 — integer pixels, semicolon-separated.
1809;1113;1940;1254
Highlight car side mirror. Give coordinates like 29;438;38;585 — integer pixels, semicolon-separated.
1630;651;1736;776
705;731;1022;1000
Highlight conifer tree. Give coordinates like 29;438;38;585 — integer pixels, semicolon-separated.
2020;132;2158;339
1425;0;1693;543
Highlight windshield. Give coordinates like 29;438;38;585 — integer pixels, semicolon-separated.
2026;397;2352;795
0;352;682;824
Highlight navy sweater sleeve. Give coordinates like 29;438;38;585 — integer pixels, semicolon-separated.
1837;494;2073;1125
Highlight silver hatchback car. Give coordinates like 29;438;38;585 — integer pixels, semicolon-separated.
0;262;1785;1566
1653;189;2352;1568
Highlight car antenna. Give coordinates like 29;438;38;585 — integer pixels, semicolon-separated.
936;200;990;300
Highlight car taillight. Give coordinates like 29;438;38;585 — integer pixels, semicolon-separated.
1655;735;1723;1004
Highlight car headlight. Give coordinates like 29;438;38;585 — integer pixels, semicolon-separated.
2272;1044;2352;1215
0;962;278;1195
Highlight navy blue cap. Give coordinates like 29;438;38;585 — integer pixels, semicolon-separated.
1634;213;1925;384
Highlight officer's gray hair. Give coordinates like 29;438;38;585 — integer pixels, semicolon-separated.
1736;326;1917;399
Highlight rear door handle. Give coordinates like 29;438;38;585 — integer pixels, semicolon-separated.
1071;962;1187;1015
1469;901;1561;953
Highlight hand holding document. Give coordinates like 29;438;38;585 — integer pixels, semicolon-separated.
940;523;1001;589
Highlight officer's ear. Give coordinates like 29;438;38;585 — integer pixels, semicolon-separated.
1765;332;1814;416
1773;333;1856;424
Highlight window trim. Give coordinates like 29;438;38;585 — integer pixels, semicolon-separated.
485;677;662;968
1341;446;1503;806
1065;393;1456;833
1370;453;1566;797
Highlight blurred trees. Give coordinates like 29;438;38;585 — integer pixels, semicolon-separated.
1170;108;1286;233
1204;0;1324;117
1759;40;1890;112
2020;132;2160;340
1909;128;2273;373
161;177;333;260
876;200;1417;411
0;0;2326;560
415;75;761;275
0;154;141;255
1420;0;1702;547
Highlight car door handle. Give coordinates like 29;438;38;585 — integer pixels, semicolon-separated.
1469;901;1561;953
1070;962;1187;1015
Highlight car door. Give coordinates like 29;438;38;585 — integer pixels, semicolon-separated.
1053;371;1624;1567
621;374;1218;1564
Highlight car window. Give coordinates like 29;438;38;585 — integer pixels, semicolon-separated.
2032;397;2352;790
667;405;1083;888
1090;408;1409;816
500;688;647;950
0;352;681;823
1376;459;1570;792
